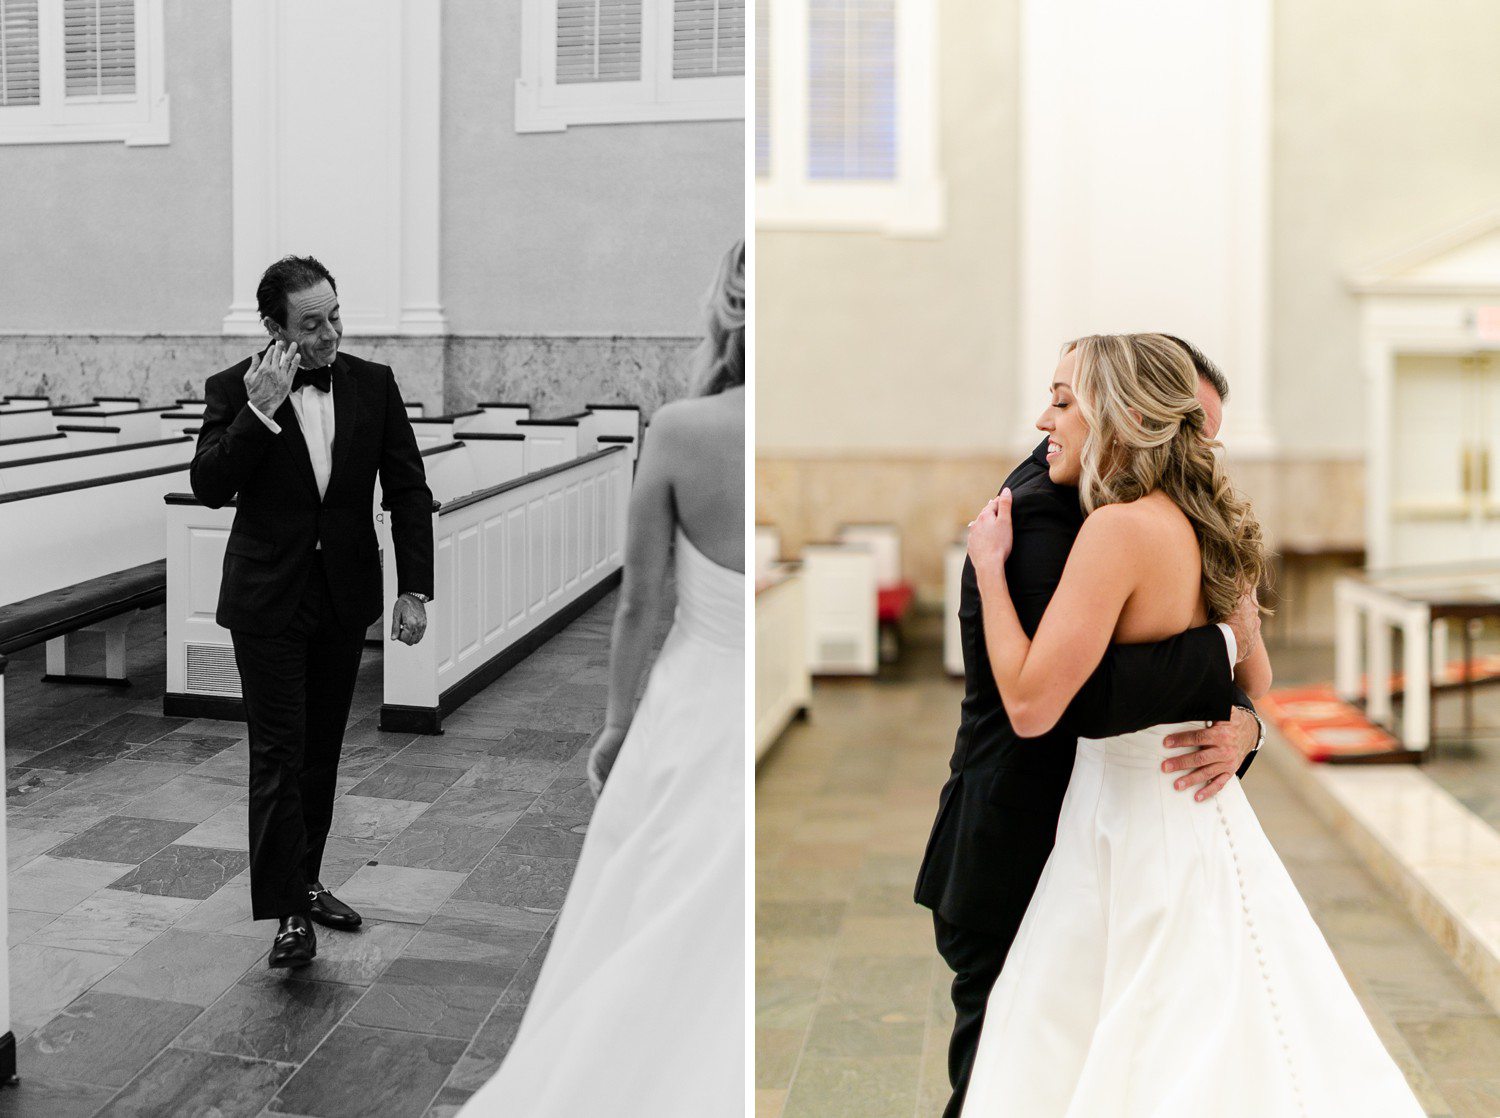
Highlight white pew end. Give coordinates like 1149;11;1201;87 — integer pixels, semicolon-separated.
803;543;879;675
379;445;632;733
755;525;781;584
517;418;581;473
756;568;810;760
465;403;532;434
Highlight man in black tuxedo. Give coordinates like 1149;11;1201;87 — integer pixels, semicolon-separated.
191;255;434;968
915;341;1266;1118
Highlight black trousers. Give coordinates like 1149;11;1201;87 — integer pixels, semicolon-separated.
933;912;1017;1118
231;553;365;921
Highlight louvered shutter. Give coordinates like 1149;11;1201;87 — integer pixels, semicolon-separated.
64;0;135;99
754;0;769;175
673;0;744;79
556;0;642;84
0;0;40;107
807;0;897;180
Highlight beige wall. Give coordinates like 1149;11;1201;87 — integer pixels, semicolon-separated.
1270;0;1500;454
756;0;1020;455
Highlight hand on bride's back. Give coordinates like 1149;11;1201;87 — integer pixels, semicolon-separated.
967;488;1014;573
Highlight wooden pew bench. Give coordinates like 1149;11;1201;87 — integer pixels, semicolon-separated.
0;435;192;494
51;405;176;443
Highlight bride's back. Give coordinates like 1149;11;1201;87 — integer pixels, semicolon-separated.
655;386;745;573
1103;490;1209;644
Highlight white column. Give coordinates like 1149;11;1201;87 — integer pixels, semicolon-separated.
1402;604;1431;751
1334;578;1361;702
223;0;446;336
1017;0;1274;454
1367;602;1392;725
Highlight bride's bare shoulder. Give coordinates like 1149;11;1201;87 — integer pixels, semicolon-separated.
1076;494;1187;556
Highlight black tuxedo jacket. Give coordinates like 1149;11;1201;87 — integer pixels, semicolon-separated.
914;440;1257;936
190;350;435;638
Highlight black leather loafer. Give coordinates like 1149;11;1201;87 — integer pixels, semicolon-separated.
308;883;362;930
268;914;316;968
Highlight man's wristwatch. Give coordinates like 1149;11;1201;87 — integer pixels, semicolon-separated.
1238;705;1266;753
402;592;430;605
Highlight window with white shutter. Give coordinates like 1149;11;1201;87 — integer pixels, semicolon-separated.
0;0;41;107
0;0;167;145
757;0;943;235
63;0;134;99
517;0;744;131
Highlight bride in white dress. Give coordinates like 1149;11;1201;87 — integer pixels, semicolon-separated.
959;334;1424;1117
457;242;745;1117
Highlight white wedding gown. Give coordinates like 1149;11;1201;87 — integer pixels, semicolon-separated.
961;722;1426;1118
458;530;745;1117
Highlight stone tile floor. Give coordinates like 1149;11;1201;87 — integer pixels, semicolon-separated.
3;594;659;1118
755;620;1500;1118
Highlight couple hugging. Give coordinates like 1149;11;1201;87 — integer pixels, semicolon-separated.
916;334;1424;1116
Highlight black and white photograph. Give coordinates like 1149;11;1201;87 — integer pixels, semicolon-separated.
755;1;1500;1116
0;1;745;1115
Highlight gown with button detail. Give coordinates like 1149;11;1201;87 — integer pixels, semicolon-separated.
458;529;745;1117
960;721;1426;1117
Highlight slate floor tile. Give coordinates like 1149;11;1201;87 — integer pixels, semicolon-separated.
404;901;553;971
269;1023;466;1118
7;766;78;805
124;774;248;823
124;730;242;766
329;794;429;844
394;734;511;771
379;818;504;874
421;785;539;829
238;919;417;989
94;928;269;1005
0;1076;117;1117
346;762;465;803
8;944;122;1037
28;889;197;956
49;815;196;864
7;788;137;834
17;991;200;1088
347;955;510;1038
451;850;576;912
9;908;56;947
96;1047;294;1118
109;843;250;900
443;1001;527;1094
70;712;191;748
174;874;261;939
7;826;67;869
59;759;192;800
19;738;138;776
9;854;134;914
317;834;386;889
175;977;363;1064
498;925;554;1006
175;802;250;850
332;864;468;925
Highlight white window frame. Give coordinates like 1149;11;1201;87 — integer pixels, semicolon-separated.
755;0;944;237
516;0;745;132
0;0;167;146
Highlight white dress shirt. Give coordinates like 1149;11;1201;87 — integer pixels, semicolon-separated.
249;371;336;500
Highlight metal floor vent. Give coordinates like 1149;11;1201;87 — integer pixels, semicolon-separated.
185;642;242;695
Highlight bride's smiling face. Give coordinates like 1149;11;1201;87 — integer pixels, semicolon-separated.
1035;350;1088;485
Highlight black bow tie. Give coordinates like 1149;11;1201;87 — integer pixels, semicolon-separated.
291;366;332;393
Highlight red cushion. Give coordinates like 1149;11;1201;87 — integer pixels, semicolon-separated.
877;582;915;624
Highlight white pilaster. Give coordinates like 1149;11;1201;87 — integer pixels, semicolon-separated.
223;0;446;336
1016;0;1275;455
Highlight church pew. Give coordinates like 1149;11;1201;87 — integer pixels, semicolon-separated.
838;522;916;661
465;403;532;434
53;425;121;450
410;409;485;449
0;653;12;1081
51;405;176;443
380;444;633;732
516;417;581;473
0;407;58;440
1;395;51;411
0;463;187;685
574;409;640;462
0;435;192;494
756;566;810;760
160;412;203;438
802;543;879;675
84;396;144;413
404;402;425;420
0;432;67;463
586;403;643;447
164;437;533;718
755;524;781;584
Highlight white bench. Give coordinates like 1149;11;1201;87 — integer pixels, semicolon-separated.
164;438;533;717
802;543;879;675
756;567;810;760
0;432;68;463
1;395;51;411
410;409;486;450
755;524;781;584
380;445;633;732
464;403;532;434
0;436;192;494
577;406;642;462
516;417;581;473
51;406;176;443
0;408;58;440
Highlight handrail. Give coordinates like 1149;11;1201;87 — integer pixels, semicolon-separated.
0;462;189;505
0;435;191;471
440;446;624;517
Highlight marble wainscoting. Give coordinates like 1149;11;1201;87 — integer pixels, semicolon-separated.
0;333;700;419
444;335;699;419
756;452;1368;637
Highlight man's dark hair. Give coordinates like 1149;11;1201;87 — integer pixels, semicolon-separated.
256;255;337;329
1163;334;1229;402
